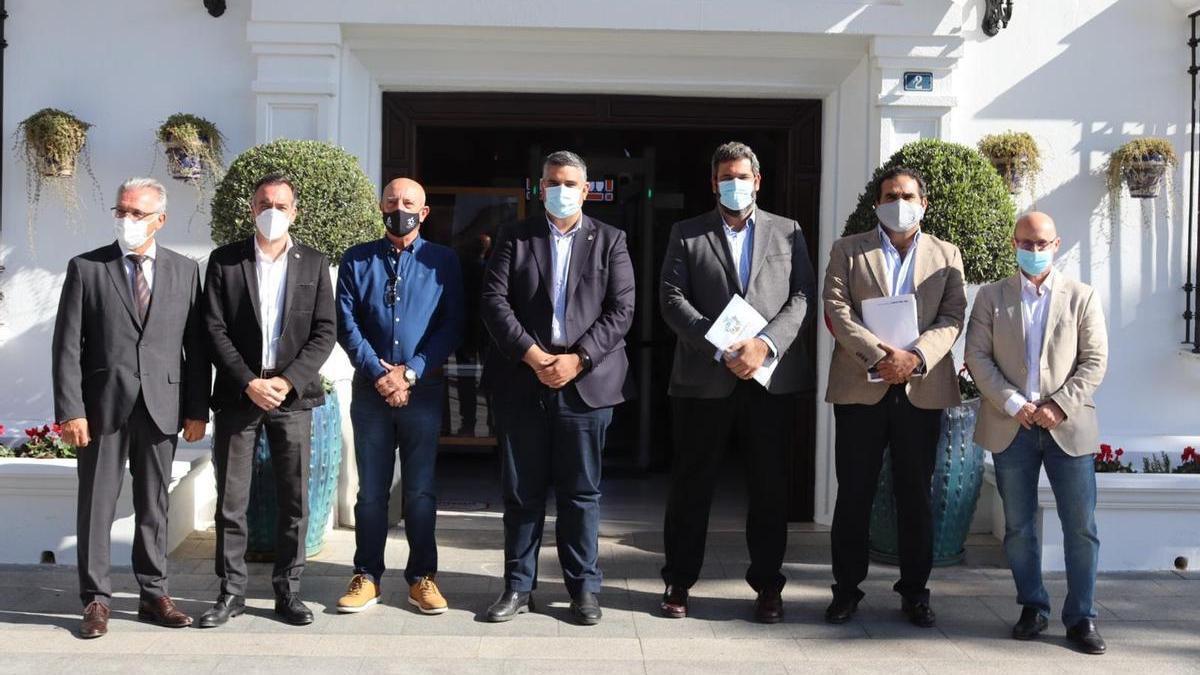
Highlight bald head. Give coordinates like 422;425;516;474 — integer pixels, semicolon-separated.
382;177;427;213
1015;211;1057;241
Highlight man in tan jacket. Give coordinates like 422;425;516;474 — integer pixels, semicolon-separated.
965;211;1108;655
823;167;966;627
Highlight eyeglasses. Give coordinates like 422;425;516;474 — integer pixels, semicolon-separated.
385;277;399;305
1015;238;1057;252
111;207;160;221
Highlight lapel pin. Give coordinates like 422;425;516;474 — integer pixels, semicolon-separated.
293;253;300;259
587;234;594;241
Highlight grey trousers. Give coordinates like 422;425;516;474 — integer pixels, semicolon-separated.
212;403;312;598
76;397;177;607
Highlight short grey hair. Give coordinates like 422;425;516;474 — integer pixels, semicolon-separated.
711;141;761;177
116;177;168;213
542;150;588;182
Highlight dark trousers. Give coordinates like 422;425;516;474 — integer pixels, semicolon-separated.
493;385;611;596
662;380;794;593
350;378;443;586
830;385;942;603
76;396;177;607
212;402;312;598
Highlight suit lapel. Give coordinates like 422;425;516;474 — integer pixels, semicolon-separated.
565;216;596;305
703;210;741;294
1002;275;1025;351
858;233;889;297
909;234;933;323
241;239;263;330
744;210;769;294
530;220;554;306
1039;276;1065;360
103;242;142;330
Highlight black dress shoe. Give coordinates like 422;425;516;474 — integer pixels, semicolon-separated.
486;590;533;622
1012;606;1049;640
198;594;245;628
274;593;314;626
570;591;602;626
901;597;937;628
1066;619;1107;655
754;588;784;624
661;586;688;619
824;595;860;624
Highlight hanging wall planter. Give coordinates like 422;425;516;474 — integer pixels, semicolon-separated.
14;108;99;240
978;131;1041;196
156;113;226;184
1107;137;1177;200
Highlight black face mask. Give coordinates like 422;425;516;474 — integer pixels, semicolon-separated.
383;209;421;237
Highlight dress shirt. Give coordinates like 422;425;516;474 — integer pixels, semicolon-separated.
548;217;582;347
336;236;464;383
1003;270;1055;416
878;225;920;297
255;236;293;371
714;211;778;363
118;239;157;296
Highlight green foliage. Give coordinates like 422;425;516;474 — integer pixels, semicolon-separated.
17;108;90;171
842;139;1018;284
1105;137;1178;192
977;131;1041;174
157;113;226;159
1142;451;1173;474
210;140;381;263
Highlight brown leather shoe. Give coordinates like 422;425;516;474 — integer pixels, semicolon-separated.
80;601;110;639
138;596;193;628
754;588;784;624
660;586;688;619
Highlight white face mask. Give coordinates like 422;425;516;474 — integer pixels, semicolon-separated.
255;208;291;242
875;199;924;233
114;215;153;250
544;184;583;219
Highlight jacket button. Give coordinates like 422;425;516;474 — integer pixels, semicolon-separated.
133;372;140;379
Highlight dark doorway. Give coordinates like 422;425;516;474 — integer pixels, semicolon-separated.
382;93;820;521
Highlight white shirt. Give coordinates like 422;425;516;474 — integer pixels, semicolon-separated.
255;236;294;371
118;239;156;296
548;217;581;347
878;225;920;297
1003;271;1054;417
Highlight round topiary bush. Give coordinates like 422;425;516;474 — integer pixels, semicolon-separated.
843;139;1017;284
210;139;381;262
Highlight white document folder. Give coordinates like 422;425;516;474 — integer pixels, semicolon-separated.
861;294;920;383
704;295;779;387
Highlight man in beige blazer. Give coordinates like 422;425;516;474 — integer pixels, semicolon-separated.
965;211;1108;655
823;167;966;627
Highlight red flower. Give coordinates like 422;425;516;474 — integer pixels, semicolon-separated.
50;423;62;435
1116;448;1124;456
24;427;38;438
41;425;50;434
0;424;6;436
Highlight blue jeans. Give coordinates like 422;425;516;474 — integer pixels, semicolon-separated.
992;426;1099;627
350;378;444;586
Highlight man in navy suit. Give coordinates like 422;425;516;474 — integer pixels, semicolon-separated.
480;150;635;626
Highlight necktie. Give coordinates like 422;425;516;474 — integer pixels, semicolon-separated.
127;254;150;323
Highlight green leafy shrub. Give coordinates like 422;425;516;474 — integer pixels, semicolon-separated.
842;139;1017;284
210;139;381;263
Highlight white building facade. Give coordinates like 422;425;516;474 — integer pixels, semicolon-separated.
1;0;1198;527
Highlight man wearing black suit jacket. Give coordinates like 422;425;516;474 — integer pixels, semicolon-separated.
480;151;635;626
199;173;336;628
53;177;210;639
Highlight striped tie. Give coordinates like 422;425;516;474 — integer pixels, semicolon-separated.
127;254;151;323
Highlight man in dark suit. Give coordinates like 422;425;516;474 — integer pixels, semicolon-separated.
52;177;210;639
480;150;635;626
658;142;817;623
199;173;336;628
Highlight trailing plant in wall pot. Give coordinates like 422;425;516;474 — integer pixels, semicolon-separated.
1106;137;1177;200
13;108;99;238
156;113;226;185
977;130;1041;196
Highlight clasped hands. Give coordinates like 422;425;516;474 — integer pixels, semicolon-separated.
873;343;922;385
245;376;294;412
376;359;411;407
1015;400;1066;431
523;345;583;389
723;337;770;380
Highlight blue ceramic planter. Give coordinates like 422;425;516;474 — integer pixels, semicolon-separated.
868;400;984;566
246;390;343;559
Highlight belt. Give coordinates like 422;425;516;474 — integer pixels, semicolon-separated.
261;368;278;378
546;346;570;355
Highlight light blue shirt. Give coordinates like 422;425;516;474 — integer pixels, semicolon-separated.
723;215;754;293
878;225;920;296
548;217;581;346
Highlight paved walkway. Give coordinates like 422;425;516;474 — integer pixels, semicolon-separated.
1;462;1198;673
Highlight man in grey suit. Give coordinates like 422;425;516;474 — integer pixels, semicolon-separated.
658;141;817;622
52;177;210;639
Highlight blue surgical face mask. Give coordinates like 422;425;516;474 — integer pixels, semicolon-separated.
544;184;582;219
718;178;756;212
1016;247;1054;276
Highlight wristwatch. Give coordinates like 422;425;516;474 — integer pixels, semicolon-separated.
575;348;594;373
403;366;418;387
